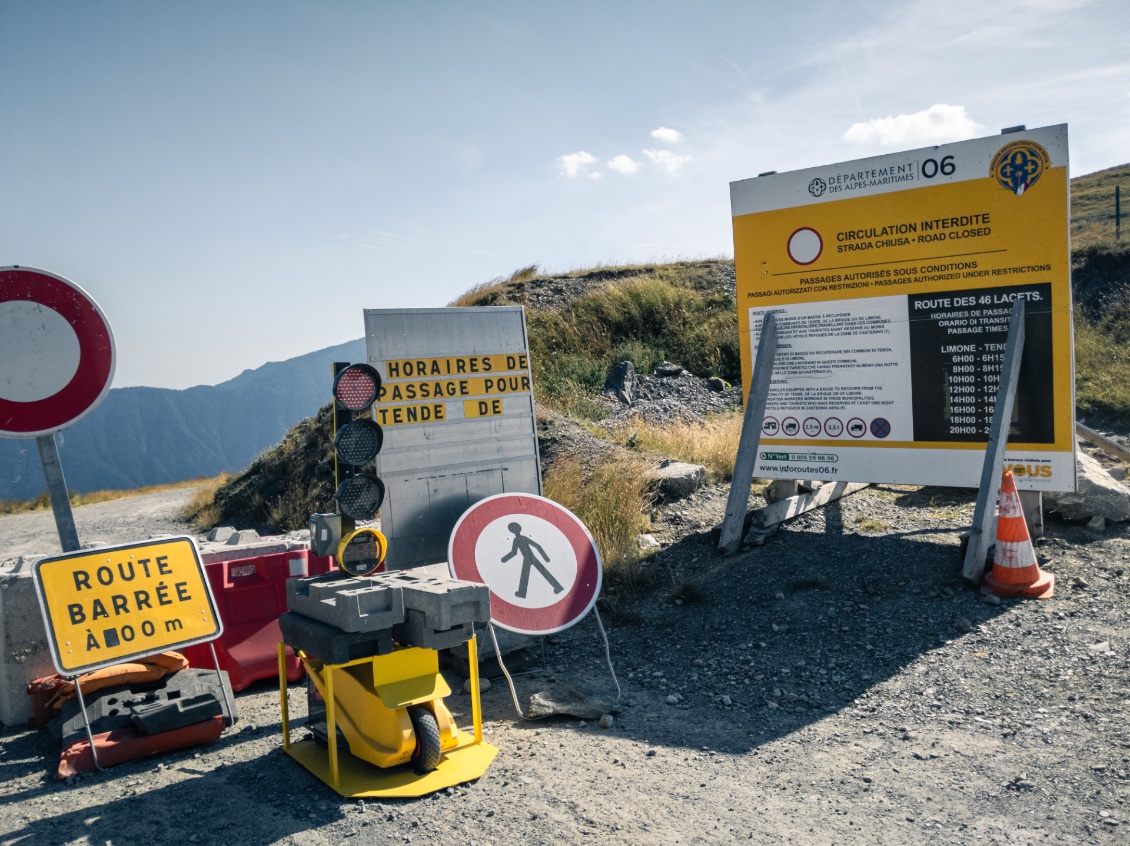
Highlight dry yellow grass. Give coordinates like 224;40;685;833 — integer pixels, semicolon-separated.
542;455;654;577
178;473;233;528
0;476;221;517
606;411;743;482
448;264;541;307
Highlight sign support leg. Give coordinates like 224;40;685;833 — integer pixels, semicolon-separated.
279;643;292;752
72;678;103;772
1018;490;1044;539
718;312;778;554
591;607;621;702
963;300;1026;583
467;636;483;744
35;433;80;553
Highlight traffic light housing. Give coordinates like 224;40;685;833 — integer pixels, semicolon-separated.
330;362;387;576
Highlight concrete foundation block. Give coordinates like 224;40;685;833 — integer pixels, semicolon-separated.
199;540;300;565
0;556;55;728
206;526;238;543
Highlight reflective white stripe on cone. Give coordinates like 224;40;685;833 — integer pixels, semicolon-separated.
981;471;1054;599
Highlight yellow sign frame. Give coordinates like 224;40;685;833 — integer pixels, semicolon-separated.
33;536;222;675
730;124;1074;490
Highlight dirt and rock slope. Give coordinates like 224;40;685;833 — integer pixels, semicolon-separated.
1;444;1128;844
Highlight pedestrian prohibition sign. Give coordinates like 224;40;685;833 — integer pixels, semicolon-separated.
448;493;602;635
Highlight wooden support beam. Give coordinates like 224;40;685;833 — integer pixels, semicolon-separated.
1075;422;1130;464
743;482;870;542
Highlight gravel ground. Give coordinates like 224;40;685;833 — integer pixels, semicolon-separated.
1;460;1129;845
0;488;202;559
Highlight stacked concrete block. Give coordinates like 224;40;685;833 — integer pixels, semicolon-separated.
282;569;491;659
381;572;490;632
286;572;405;633
278;612;396;665
384;572;489;651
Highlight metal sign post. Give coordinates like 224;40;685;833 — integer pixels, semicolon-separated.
718;312;778;553
35;434;80;553
963;300;1027;583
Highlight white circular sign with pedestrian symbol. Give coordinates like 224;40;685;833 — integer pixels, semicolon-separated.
449;494;602;635
475;515;578;608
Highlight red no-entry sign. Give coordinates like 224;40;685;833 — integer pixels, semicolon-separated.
449;493;602;635
0;267;116;438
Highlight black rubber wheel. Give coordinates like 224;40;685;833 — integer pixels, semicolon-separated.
408;706;442;774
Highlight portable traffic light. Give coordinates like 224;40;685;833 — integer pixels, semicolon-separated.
330;362;387;576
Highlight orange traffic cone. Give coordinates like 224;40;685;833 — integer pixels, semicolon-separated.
981;471;1054;599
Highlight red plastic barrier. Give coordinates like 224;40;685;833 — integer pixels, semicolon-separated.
182;549;336;690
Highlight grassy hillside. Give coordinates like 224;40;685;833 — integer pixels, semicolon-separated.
1070;163;1130;426
453;260;738;419
1070;162;1129;252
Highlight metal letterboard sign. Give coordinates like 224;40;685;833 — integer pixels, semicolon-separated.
33;536;222;675
731;124;1074;490
364;307;542;569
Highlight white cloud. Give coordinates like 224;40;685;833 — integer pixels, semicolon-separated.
651;126;684;143
606;154;640;174
557;151;598;178
643;148;693;174
843;104;982;147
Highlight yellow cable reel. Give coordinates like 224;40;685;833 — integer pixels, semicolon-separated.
336;527;388;577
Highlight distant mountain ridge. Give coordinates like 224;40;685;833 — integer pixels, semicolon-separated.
0;337;366;501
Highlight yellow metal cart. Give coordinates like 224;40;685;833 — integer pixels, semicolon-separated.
278;636;498;798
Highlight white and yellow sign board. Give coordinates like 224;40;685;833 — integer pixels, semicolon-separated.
731;124;1074;490
33;536;222;675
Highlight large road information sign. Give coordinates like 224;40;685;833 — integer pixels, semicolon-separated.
33;537;222;674
731;125;1074;490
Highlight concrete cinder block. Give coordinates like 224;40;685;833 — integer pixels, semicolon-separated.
378;571;490;631
206;526;238;543
0;556;55;728
226;529;262;546
278;612;396;664
393;609;474;652
286;573;405;633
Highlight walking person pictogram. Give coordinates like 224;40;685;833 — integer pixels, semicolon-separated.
501;522;564;599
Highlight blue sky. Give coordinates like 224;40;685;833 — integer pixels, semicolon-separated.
3;0;1127;389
